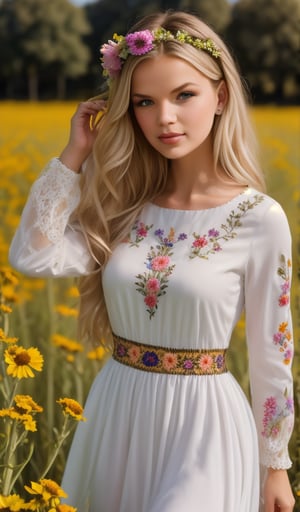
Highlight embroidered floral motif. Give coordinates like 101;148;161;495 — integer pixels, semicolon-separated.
127;220;153;247
277;254;291;307
112;334;227;375
262;389;294;439
190;195;264;259
135;228;187;318
273;322;293;365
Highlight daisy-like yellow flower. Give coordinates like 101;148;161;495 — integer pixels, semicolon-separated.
14;394;43;414
0;408;37;432
0;493;30;510
25;479;67;508
55;304;78;317
56;505;78;512
52;334;83;354
57;398;86;422
0;303;13;313
1;284;18;303
4;345;44;378
0;266;19;285
0;328;18;344
87;345;107;360
66;286;80;298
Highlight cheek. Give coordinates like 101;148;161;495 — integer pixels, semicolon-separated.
133;109;152;137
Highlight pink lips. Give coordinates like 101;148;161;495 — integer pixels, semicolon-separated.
158;132;184;144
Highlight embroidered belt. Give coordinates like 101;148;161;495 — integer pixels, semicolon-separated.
112;334;227;376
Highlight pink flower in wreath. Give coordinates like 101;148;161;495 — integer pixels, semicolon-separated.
199;354;213;371
162;352;178;371
192;236;208;248
101;42;122;78
146;277;160;293
144;295;157;308
151;255;170;271
128;346;140;363
125;30;154;55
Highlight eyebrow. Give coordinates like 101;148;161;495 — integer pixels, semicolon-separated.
132;82;199;98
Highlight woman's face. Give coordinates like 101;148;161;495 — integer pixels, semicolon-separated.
131;54;225;161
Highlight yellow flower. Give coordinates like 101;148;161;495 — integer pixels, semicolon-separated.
55;305;78;317
57;398;86;422
0;266;19;285
56;505;77;512
66;286;80;298
0;408;37;432
52;334;83;354
25;479;67;508
4;345;44;378
0;303;13;313
0;328;18;344
0;493;30;510
14;394;43;414
87;345;107;360
1;284;18;303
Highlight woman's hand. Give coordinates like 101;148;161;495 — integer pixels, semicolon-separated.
264;468;295;511
59;99;107;173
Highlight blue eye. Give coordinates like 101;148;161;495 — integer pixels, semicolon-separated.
135;99;153;107
178;91;195;100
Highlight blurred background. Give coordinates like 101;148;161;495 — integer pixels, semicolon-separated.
0;0;299;506
0;0;299;102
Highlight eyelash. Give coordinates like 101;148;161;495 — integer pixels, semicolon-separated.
134;91;196;108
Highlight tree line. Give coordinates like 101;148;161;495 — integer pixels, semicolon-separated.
0;0;299;103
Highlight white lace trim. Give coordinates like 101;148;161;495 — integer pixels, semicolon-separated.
30;158;81;244
260;414;294;469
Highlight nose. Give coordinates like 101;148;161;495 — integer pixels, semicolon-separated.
157;101;177;126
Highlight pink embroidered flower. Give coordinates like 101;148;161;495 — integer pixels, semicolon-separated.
100;41;122;78
146;278;160;293
128;346;140;364
144;295;157;308
278;294;289;307
151;255;170;271
125;30;154;55
199;354;213;371
137;223;148;237
192;236;208;248
162;353;178;371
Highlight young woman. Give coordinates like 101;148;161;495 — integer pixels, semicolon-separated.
9;10;295;512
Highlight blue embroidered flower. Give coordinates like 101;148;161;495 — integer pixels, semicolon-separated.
215;354;225;369
142;351;159;366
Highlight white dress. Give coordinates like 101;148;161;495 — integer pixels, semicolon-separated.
9;159;294;512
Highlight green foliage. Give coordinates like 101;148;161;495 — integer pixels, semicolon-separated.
226;0;300;100
0;0;91;99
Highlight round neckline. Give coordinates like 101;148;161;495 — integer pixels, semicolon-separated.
148;187;252;213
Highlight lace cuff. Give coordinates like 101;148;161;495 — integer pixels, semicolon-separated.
260;392;294;469
30;158;81;244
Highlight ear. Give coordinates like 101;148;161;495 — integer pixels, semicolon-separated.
215;80;228;115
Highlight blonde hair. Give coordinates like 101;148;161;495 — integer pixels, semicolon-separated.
76;10;265;346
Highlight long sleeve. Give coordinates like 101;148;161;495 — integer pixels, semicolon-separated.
245;200;294;469
9;158;94;277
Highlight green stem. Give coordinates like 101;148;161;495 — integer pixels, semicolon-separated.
39;416;72;480
2;420;18;495
46;280;56;441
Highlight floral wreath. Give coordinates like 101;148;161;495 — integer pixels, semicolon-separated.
100;27;221;81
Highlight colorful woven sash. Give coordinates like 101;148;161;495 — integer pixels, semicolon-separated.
112;334;227;375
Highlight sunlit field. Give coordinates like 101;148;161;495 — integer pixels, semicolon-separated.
0;102;299;503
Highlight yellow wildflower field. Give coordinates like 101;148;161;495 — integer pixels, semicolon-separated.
0;102;299;490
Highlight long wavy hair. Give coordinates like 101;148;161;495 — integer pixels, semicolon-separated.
76;10;265;346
